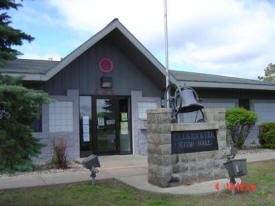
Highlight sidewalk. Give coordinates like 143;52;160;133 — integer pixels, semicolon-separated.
0;150;274;194
237;149;275;163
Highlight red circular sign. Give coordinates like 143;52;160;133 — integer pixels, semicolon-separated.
98;58;113;73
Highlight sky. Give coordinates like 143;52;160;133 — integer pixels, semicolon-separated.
7;0;275;79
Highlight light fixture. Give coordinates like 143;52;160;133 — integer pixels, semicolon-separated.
100;77;113;88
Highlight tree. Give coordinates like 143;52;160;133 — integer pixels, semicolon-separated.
258;63;275;82
0;0;34;67
0;74;51;173
226;107;258;149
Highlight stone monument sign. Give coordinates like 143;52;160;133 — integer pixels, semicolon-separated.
147;108;227;187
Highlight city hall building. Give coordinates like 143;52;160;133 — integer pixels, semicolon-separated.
2;19;275;162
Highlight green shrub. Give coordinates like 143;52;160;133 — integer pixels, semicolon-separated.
250;141;257;145
259;122;275;149
226;107;258;149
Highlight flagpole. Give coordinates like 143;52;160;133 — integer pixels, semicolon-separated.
164;0;169;107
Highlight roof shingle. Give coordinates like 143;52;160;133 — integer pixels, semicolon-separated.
1;59;59;74
169;70;275;86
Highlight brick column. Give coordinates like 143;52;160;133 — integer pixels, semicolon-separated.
147;108;174;187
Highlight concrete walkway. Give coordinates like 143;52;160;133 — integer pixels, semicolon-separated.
237;150;275;163
0;150;274;194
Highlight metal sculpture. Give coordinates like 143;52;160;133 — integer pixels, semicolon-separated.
163;84;204;122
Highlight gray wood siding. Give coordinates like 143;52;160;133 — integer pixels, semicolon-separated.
42;38;162;97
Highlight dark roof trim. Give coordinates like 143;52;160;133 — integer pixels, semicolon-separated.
170;70;275;91
179;81;275;90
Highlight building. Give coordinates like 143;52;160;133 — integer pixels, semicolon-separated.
1;19;275;162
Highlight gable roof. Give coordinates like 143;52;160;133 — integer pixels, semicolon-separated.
1;19;275;91
0;18;174;83
3;58;275;90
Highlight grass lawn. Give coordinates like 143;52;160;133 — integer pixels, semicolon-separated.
0;160;275;206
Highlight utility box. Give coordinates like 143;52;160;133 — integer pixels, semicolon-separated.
83;155;100;170
82;155;101;185
224;159;247;178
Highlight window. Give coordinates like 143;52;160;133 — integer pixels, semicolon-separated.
239;99;250;110
31;115;42;132
49;101;73;132
80;96;92;143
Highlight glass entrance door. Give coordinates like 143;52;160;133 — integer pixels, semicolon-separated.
118;97;131;154
80;96;132;156
94;98;118;154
